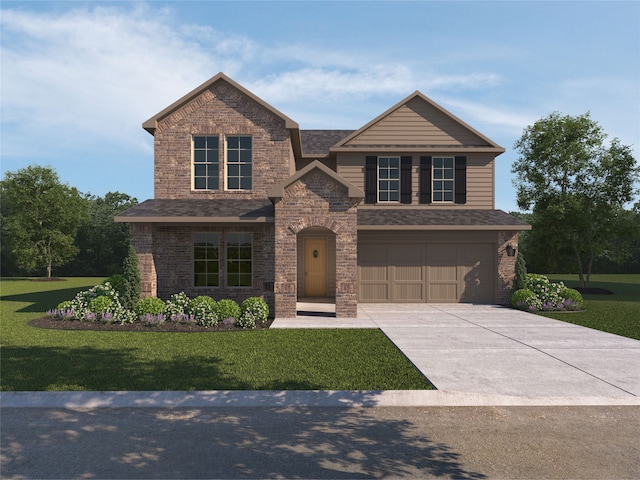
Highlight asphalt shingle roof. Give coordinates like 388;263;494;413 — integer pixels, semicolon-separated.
358;209;530;228
300;130;355;155
116;199;274;221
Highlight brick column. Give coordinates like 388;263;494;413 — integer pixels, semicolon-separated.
497;231;518;304
273;203;298;318
335;227;358;318
129;224;157;298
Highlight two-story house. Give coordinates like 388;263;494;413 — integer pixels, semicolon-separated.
116;72;530;318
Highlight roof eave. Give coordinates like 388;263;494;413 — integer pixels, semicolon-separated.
357;224;531;231
330;146;506;154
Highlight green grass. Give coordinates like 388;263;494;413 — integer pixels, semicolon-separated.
0;278;433;391
543;274;640;340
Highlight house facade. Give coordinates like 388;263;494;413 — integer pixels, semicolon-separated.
116;72;530;318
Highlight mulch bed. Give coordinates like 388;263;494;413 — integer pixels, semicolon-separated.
29;317;274;332
574;287;614;295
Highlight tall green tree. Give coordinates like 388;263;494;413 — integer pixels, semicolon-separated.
512;112;638;286
1;165;89;277
63;192;138;276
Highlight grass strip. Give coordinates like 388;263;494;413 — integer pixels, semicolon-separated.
543;274;639;340
0;278;433;391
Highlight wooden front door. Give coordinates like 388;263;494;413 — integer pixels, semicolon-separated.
304;238;327;297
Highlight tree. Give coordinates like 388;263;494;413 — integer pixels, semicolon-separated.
121;244;140;310
63;192;138;276
512;112;639;287
1;165;89;277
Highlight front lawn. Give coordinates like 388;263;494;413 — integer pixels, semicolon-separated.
0;278;433;391
543;274;640;340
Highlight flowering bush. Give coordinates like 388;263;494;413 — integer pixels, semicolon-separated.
237;297;269;329
53;282;136;324
140;313;166;325
525;274;566;306
163;292;190;317
187;296;219;327
46;285;270;328
512;275;584;312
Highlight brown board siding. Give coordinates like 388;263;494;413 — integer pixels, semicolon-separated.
338;153;494;208
343;99;490;147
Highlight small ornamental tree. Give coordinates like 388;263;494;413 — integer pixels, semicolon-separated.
121;244;140;310
513;252;527;292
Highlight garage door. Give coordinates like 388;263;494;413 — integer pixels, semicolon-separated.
358;243;495;303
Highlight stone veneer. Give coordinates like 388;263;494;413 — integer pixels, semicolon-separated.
497;230;519;304
273;169;360;318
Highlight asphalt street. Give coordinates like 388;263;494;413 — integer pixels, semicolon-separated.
2;405;639;479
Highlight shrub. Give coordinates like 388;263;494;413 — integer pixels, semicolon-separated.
215;299;241;323
559;288;584;310
237;297;269;329
103;274;124;294
121;244;140;310
188;296;218;327
164;292;191;317
513;252;527;292
525;273;565;307
56;300;74;311
135;297;165;317
511;288;541;311
64;282;135;324
88;295;113;314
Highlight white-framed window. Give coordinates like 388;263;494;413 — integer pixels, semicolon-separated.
377;156;400;202
192;136;219;190
194;233;219;287
226;233;252;287
432;157;454;202
226;136;252;190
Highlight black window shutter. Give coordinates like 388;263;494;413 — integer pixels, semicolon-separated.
419;156;432;204
400;156;412;204
455;156;467;204
365;156;377;204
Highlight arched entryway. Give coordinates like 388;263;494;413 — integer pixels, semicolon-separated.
297;227;337;315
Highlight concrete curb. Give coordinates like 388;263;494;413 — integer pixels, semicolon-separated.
2;390;639;408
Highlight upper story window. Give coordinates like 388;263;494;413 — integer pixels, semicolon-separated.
193;136;219;190
377;157;400;203
194;233;219;287
226;136;252;190
365;156;412;204
432;157;454;202
419;156;466;204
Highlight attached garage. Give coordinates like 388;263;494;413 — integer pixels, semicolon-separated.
358;231;497;303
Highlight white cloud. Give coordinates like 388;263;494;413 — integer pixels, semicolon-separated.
1;3;507;158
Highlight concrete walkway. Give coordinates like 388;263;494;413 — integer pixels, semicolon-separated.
272;303;640;405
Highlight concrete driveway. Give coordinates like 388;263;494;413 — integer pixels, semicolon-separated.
272;303;640;405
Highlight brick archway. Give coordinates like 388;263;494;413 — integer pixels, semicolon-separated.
273;168;360;318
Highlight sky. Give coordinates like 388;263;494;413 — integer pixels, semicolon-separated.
2;1;639;212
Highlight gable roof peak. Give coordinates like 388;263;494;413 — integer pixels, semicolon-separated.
142;72;299;134
333;90;503;151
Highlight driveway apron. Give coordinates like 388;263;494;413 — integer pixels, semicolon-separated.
273;304;640;403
